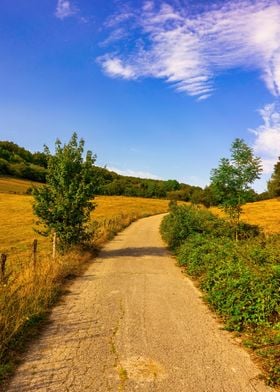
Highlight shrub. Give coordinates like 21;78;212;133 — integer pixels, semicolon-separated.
177;233;280;330
160;205;232;249
203;259;280;330
178;235;234;276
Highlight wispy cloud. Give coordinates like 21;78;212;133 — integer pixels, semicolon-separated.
251;102;280;173
99;0;280;99
108;166;161;180
55;0;78;20
99;56;136;79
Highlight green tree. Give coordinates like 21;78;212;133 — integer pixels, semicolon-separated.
189;187;204;205
210;138;262;239
163;179;180;192
33;133;96;251
267;156;280;197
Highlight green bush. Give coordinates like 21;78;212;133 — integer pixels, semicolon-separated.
178;235;234;276
174;227;280;331
160;205;232;249
202;256;280;330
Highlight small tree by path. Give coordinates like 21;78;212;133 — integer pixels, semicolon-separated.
210;138;262;240
33;133;96;252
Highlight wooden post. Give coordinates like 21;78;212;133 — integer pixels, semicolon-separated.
1;254;7;283
32;239;38;269
52;232;56;260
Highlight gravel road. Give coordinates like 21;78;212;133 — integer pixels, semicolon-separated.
6;214;274;392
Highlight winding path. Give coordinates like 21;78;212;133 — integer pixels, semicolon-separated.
7;214;274;391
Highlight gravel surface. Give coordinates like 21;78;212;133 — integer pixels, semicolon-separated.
6;214;274;391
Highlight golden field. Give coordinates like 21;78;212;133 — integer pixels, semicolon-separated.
0;170;168;256
0;177;38;194
1;176;279;235
0;193;169;260
241;199;280;234
210;198;280;235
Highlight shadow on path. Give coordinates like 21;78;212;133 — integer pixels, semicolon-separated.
100;246;168;258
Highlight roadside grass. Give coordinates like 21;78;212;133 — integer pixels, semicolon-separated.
0;193;169;384
161;205;280;387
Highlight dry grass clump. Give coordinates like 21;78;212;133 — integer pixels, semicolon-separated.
0;249;92;378
0;193;168;379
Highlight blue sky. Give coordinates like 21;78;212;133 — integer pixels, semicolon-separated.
1;0;280;191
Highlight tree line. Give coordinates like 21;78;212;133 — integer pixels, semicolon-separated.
0;139;218;204
0;141;47;182
1;138;279;206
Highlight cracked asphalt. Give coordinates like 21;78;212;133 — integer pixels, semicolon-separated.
6;214;274;391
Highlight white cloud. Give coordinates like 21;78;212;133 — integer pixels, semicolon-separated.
55;0;78;20
99;56;136;79
100;28;129;47
108;166;161;180
251;102;280;173
99;0;280;99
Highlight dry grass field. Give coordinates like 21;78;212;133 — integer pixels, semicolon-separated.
0;193;169;260
2;176;278;235
0;177;38;194
241;199;280;234
211;198;280;235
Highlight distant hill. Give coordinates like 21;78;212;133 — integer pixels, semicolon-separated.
1;140;264;205
0;141;47;182
0;140;207;201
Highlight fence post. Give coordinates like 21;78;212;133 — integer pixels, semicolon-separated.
52;232;56;260
1;254;7;283
32;239;38;269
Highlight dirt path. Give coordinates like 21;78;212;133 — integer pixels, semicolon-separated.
7;214;274;392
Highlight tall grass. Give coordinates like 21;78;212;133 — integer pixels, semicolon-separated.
0;193;169;381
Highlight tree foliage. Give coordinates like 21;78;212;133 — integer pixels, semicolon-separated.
33;133;96;250
0;141;47;181
210;138;262;235
267;156;280;197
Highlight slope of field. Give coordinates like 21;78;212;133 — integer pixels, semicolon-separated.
211;198;280;235
0;177;38;194
242;199;280;234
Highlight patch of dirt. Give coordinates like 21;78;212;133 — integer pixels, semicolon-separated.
119;356;166;382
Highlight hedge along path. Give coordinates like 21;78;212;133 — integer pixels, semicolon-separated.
6;214;274;392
